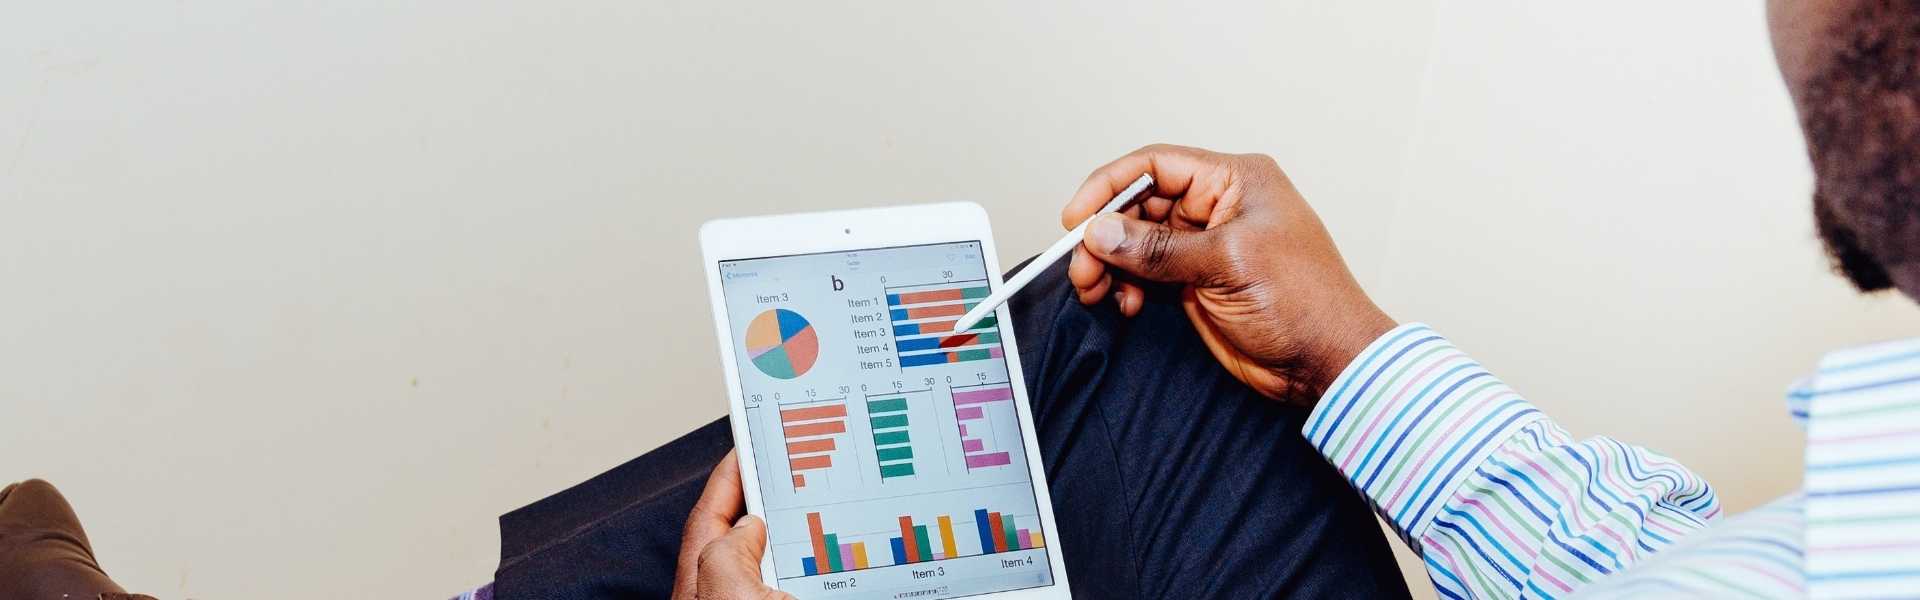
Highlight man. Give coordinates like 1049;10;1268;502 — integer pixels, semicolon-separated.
675;0;1920;598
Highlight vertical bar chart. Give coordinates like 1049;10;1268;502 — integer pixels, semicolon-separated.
866;393;916;480
973;509;1044;554
780;399;848;490
802;512;876;576
951;383;1017;470
886;280;1005;368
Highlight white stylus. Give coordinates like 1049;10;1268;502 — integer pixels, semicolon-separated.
952;173;1156;333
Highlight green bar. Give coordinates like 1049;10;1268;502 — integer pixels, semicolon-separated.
971;331;1001;345
879;462;916;478
953;348;994;362
1002;515;1019;551
872;430;910;446
876;445;914;462
824;533;843;572
913;525;933;562
961;286;990;299
866;397;909;413
869;414;909;429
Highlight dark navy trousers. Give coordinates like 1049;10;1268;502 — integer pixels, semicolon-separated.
493;259;1411;599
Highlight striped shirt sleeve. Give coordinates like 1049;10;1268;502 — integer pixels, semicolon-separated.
1302;323;1721;599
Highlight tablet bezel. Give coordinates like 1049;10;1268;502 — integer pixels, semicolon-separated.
698;202;1072;600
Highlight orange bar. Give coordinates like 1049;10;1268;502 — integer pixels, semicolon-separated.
790;454;833;470
987;512;1008;553
780;404;847;422
1031;531;1044;548
937;515;959;559
905;303;967;319
792;474;806;488
808;513;829;573
787;438;836;454
915;319;956;334
784;420;846;438
895;289;963;304
897;516;917;564
852;542;869;569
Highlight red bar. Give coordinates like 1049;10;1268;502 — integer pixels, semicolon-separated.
780;404;847;422
938;333;979;348
905;304;967;319
788;438;836;454
988;512;1008;553
895;289;964;304
793;474;806;488
898;516;918;564
784;420;846;438
790;454;833;470
808;513;829;572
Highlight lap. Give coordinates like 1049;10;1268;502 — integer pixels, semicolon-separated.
493;260;1408;599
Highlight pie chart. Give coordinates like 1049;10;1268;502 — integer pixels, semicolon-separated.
745;308;819;379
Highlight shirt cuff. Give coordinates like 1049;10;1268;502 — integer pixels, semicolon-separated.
1300;323;1548;540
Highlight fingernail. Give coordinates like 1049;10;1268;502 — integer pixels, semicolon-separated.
1087;214;1125;254
734;515;758;528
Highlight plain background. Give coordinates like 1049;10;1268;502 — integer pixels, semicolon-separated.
7;1;1920;598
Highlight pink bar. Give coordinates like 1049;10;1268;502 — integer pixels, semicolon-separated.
839;543;854;569
952;386;1014;407
954;406;984;420
961;438;984;452
964;452;1012;468
958;424;968;436
1017;530;1033;550
990;347;1003;358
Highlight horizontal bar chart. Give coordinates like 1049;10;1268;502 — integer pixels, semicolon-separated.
780;400;848;490
866;394;916;480
885;280;1004;369
950;383;1017;471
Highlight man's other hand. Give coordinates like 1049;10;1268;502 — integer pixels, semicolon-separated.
1062;144;1396;406
671;451;794;600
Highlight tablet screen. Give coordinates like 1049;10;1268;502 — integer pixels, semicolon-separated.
718;241;1055;599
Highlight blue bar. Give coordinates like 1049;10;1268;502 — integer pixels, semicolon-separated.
896;337;944;352
890;537;907;565
889;308;910;321
886;293;902;305
975;509;995;556
900;352;949;368
802;556;818;576
892;323;921;336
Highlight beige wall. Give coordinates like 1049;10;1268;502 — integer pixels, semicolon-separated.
5;1;1917;598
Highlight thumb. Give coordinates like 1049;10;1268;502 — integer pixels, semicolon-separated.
1082;213;1220;284
697;515;777;598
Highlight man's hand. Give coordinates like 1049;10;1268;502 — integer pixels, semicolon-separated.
671;451;795;600
1063;144;1396;407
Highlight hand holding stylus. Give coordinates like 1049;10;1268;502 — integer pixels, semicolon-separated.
1060;144;1396;406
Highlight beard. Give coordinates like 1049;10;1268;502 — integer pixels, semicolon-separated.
1802;1;1920;293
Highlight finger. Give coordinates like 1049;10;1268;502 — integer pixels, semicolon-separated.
1060;144;1218;230
698;515;774;598
674;451;746;599
1141;195;1176;222
1081;212;1222;285
1078;272;1113;306
1115;280;1146;317
1066;245;1107;293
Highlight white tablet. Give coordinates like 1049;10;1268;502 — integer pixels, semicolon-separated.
699;202;1071;600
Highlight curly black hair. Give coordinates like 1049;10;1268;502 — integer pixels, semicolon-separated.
1801;0;1920;292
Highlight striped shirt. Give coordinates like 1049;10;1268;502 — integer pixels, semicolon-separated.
1305;323;1920;599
